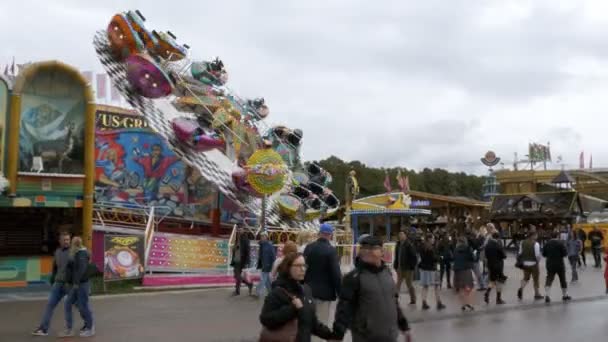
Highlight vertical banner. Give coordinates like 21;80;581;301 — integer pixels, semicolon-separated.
110;85;121;102
104;235;145;281
0;77;8;174
96;73;107;100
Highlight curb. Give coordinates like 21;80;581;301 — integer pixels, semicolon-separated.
408;294;608;324
133;284;234;291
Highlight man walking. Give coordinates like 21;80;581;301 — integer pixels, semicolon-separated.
543;231;571;303
303;223;342;333
231;227;253;296
589;226;604;268
255;232;276;298
517;231;544;301
333;236;412;342
394;230;418;304
32;232;72;336
484;231;507;305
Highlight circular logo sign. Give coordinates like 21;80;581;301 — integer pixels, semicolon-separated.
481;151;500;167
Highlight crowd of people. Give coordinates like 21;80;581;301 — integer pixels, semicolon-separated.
245;222;607;341
29;222;606;341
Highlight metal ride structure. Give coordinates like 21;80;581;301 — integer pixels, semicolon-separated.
93;10;339;231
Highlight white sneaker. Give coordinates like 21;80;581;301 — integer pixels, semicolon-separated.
58;329;74;338
31;328;48;336
80;327;95;337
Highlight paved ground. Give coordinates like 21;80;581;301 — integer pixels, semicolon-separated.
1;256;606;341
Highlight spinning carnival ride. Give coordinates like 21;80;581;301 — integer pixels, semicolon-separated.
94;10;339;229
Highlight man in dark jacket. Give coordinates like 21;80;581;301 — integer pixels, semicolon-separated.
589;226;604;268
256;232;276;298
33;232;72;336
304;223;341;332
333;236;411;342
394;231;418;304
483;232;507;305
231;227;253;296
543;231;571;303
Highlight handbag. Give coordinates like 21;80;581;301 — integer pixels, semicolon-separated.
242;268;254;284
259;288;298;342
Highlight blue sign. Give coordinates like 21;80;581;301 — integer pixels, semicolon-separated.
411;200;431;207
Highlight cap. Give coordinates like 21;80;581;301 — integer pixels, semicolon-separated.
319;223;334;234
357;234;370;244
359;235;383;248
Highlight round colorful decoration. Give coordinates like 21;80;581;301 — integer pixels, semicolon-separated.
246;149;287;195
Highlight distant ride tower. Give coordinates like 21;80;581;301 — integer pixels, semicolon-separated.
481;151;501;201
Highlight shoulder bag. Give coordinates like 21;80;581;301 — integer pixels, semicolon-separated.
259;288;298;342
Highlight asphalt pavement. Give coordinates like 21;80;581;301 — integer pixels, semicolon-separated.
1;255;606;341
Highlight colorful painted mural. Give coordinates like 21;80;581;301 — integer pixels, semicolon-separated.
18;70;86;174
219;193;257;225
95;108;217;220
0;256;53;288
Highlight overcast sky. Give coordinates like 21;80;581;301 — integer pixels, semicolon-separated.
2;0;608;174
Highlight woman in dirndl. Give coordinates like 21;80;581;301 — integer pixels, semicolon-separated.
418;234;446;311
453;236;476;311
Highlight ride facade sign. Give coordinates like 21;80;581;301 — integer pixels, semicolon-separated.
96;111;149;130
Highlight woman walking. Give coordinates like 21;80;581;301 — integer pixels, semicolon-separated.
453;236;476;311
567;231;583;283
259;252;336;342
60;237;94;337
418;235;446;310
271;241;299;280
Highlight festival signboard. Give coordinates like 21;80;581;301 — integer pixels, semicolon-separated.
528;143;551;162
103;235;145;281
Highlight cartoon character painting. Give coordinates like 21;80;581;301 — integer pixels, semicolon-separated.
94;111;217;220
133;143;179;201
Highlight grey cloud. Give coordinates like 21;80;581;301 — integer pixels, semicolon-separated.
2;0;607;174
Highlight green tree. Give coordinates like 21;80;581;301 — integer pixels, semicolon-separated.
311;156;485;202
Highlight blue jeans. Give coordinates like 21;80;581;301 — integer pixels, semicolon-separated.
39;282;69;331
65;282;94;330
256;272;272;297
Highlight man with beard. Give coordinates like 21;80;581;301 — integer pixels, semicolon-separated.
483;231;507;305
333;236;411;342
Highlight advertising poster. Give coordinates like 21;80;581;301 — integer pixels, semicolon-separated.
104;235;145;281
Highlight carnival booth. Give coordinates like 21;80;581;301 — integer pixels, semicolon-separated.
0;61;95;288
350;192;432;242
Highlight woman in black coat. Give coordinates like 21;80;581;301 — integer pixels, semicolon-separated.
259;252;336;342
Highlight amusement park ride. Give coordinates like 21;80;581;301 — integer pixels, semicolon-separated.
94;10;340;232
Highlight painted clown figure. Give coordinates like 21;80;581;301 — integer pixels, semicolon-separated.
133;144;179;201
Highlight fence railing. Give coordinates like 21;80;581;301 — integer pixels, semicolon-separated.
143;207;156;270
93;202;177;231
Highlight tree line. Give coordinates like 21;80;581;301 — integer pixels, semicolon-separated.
311;156;485;202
